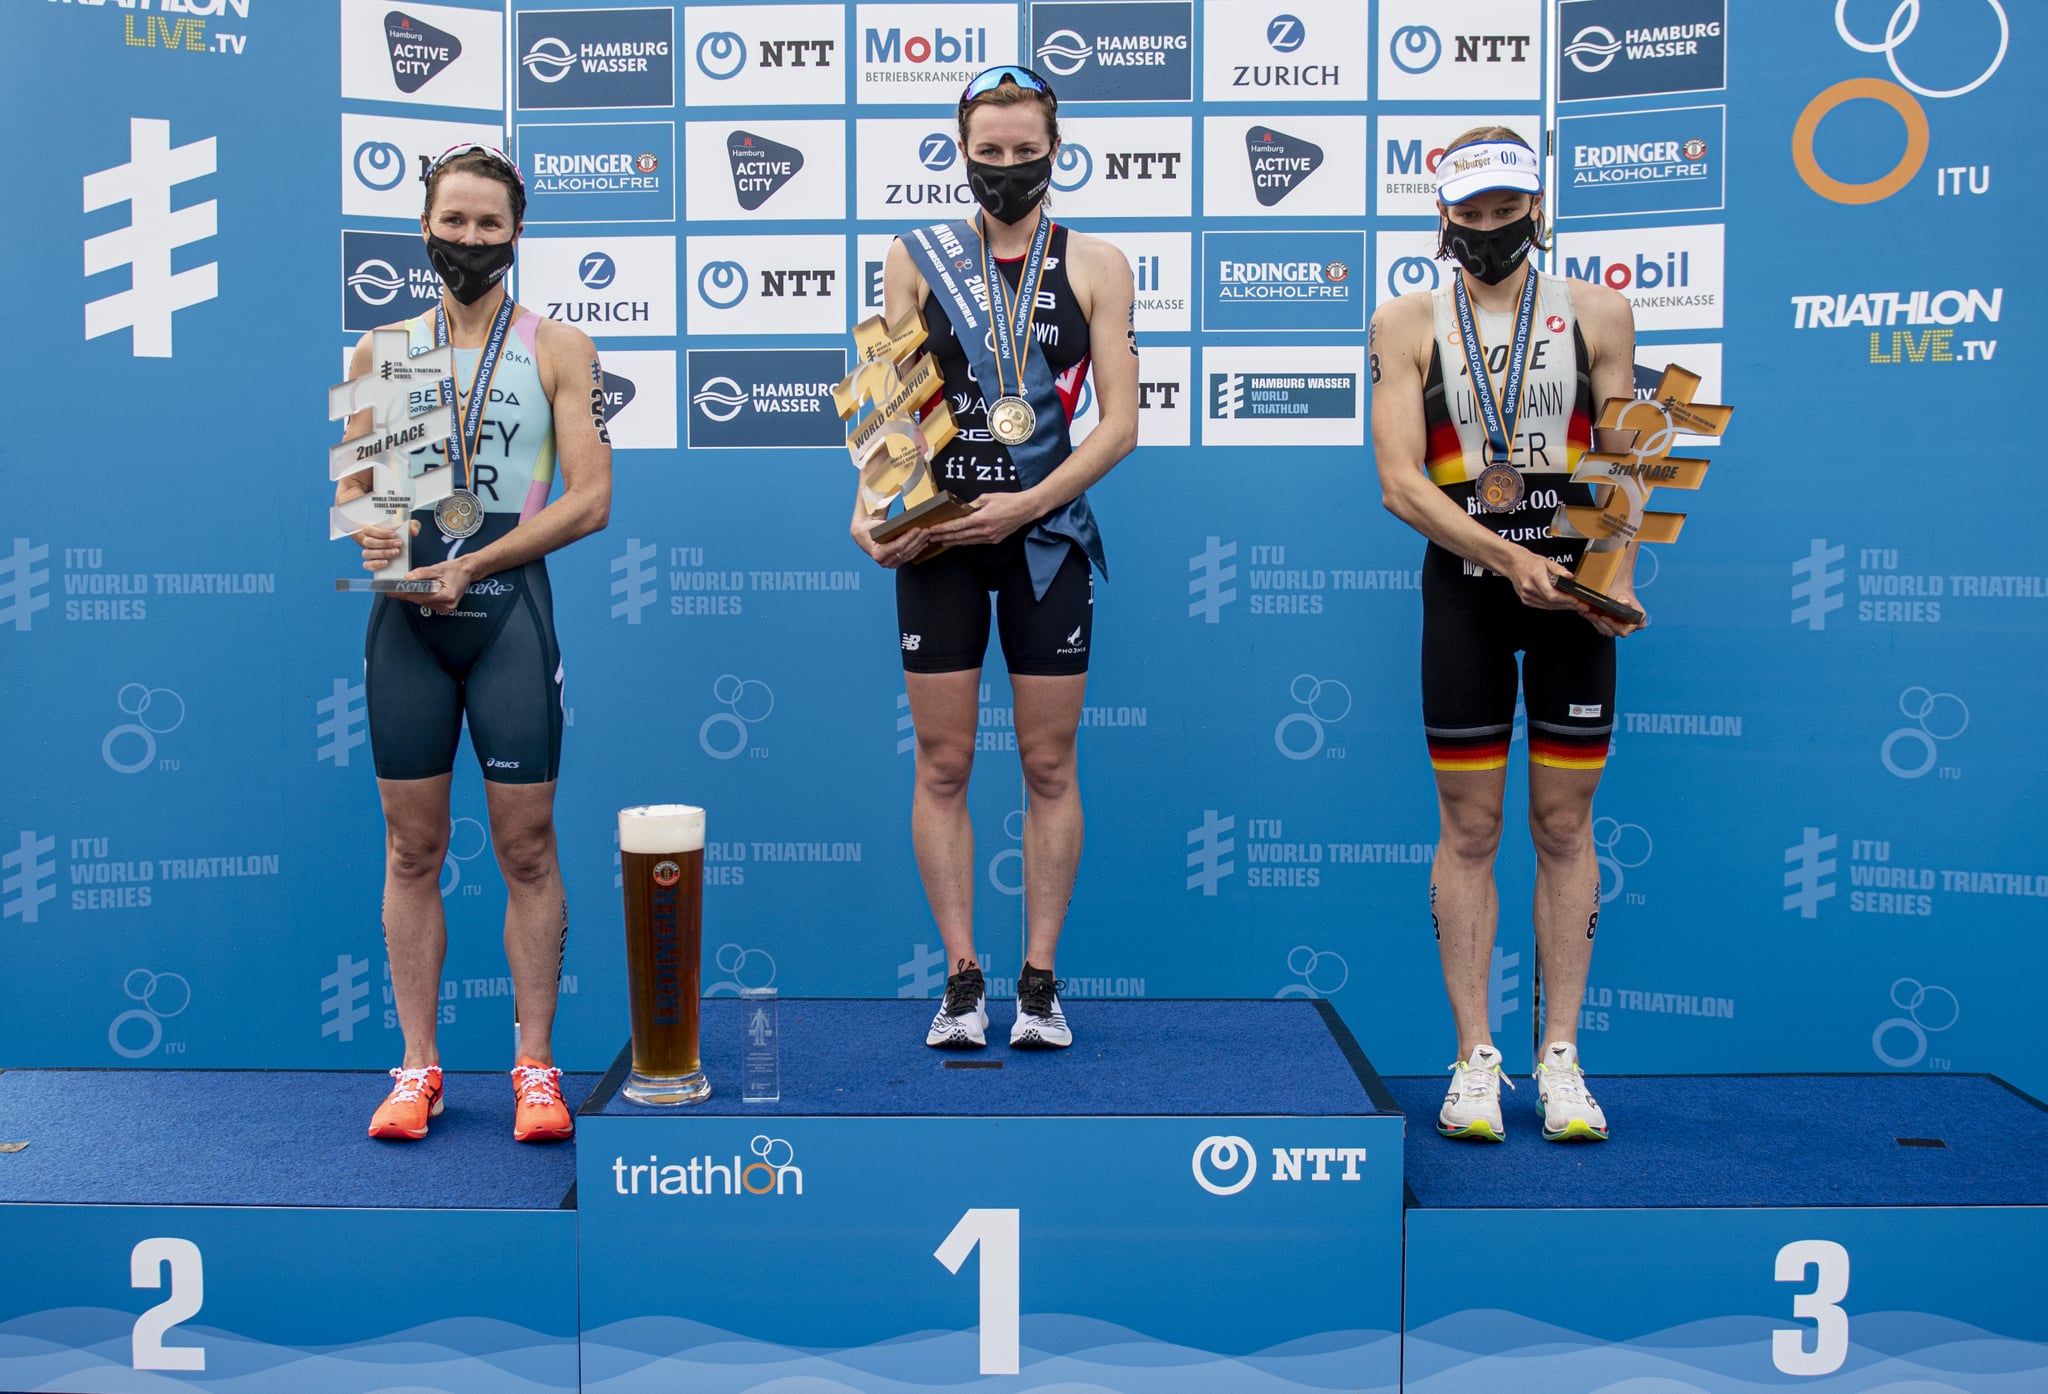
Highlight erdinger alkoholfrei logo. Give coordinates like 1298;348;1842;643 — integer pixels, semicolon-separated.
727;130;804;211
653;859;681;887
1245;127;1323;206
385;11;462;93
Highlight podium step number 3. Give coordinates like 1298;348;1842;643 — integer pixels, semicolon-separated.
1774;1239;1850;1377
934;1208;1020;1375
131;1237;205;1372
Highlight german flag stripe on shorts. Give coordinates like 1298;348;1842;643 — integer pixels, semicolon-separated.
1529;728;1610;770
1427;729;1513;772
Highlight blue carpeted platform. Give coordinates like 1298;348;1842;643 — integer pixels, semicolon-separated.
0;1068;600;1207
590;997;1397;1117
1387;1072;2048;1208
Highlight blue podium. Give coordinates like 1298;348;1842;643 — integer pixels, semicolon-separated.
0;1068;595;1393
576;998;1406;1393
1388;1072;2048;1392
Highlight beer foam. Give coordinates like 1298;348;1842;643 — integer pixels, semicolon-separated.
618;804;706;854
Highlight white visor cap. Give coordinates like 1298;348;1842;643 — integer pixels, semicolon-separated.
1435;140;1542;205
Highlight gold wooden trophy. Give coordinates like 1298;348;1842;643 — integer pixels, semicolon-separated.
1551;364;1733;626
833;309;971;550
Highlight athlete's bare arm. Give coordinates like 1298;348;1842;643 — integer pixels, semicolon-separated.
1370;292;1578;611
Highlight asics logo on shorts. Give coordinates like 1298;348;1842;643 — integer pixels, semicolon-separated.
901;633;922;651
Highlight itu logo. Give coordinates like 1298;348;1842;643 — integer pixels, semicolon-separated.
316;678;368;766
897;942;948;998
918;132;956;172
1035;28;1092;77
1187;536;1239;622
1386;255;1439;299
1185;809;1237;894
579;252;618;290
84;117;219;359
2;830;58;925
610;536;657;624
1593;818;1651;905
699;260;748;309
1389;24;1441;74
1192;1135;1256;1194
1;538;52;632
110;968;190;1060
1052;142;1093;192
1275;674;1349;760
352;139;406;191
440;817;489;898
102;683;185;775
693;376;748;422
1267;14;1305;53
319;953;371;1044
1276;946;1347;999
1872;978;1958;1069
700;674;773;759
1783;827;1839;919
1790;539;1846;630
696;29;747;80
522;36;577;83
987;808;1026;897
1795;1;2009;204
706;943;777;997
1881;687;1967;779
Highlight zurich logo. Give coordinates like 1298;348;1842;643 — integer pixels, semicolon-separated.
918;132;956;172
1035;28;1092;77
696;29;747;80
352;140;406;191
1389;24;1441;74
1052;143;1093;192
699;260;748;309
1266;14;1305;53
522;36;577;83
579;252;617;290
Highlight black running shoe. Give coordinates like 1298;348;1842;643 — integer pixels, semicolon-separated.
925;958;988;1048
1009;964;1072;1049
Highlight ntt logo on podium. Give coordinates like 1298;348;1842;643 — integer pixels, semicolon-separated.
1192;1134;1369;1194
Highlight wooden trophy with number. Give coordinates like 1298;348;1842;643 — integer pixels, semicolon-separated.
1551;364;1734;626
833;310;971;551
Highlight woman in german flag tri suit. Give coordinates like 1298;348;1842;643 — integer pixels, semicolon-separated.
1370;128;1641;1146
849;66;1138;1053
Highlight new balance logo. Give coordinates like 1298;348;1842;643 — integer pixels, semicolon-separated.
0;539;51;632
84;118;218;358
1188;536;1239;623
1791;539;1845;631
611;537;656;624
1783;827;1838;918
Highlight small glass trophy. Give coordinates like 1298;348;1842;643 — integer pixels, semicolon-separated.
328;329;458;593
741;986;780;1103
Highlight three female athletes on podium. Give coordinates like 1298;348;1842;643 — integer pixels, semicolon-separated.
335;88;1638;1143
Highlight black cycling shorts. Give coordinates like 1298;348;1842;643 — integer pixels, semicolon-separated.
364;559;564;784
895;535;1093;676
1420;544;1614;773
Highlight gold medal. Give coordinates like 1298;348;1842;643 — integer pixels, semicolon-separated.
434;488;485;538
989;395;1037;447
1476;464;1524;514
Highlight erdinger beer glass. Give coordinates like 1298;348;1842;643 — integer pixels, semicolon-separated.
618;804;710;1104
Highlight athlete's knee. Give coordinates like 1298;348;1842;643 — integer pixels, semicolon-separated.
914;736;974;801
1019;740;1076;802
1438;801;1504;863
1529;800;1593;861
495;826;559;890
385;823;450;882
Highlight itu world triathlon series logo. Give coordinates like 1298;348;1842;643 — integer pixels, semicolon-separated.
84;118;219;358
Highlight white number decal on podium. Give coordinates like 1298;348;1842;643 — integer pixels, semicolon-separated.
130;1237;206;1371
1772;1239;1850;1375
935;1208;1021;1375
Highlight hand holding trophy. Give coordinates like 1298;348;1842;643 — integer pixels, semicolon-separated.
833;309;972;552
328;330;458;593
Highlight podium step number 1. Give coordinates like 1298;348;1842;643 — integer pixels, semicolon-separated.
935;1208;1020;1376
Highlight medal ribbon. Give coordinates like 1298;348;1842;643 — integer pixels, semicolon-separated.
1451;266;1540;472
435;295;516;495
977;209;1054;415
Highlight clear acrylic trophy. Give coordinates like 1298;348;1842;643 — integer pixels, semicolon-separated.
328;329;458;593
741;986;780;1103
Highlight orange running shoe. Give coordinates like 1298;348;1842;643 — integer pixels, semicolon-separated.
511;1058;573;1142
367;1065;444;1140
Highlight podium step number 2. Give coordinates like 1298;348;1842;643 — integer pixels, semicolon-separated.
131;1237;206;1372
1774;1239;1850;1377
934;1208;1020;1376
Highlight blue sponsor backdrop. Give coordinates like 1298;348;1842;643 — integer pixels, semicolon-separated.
1;1;2043;1112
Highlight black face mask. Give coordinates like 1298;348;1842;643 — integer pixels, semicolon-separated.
1442;214;1536;286
965;154;1052;226
426;233;516;305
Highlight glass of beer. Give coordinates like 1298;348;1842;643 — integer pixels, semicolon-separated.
618;804;710;1104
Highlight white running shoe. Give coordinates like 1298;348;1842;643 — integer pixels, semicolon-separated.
1009;965;1072;1049
1534;1040;1609;1142
925;959;989;1048
1438;1042;1513;1142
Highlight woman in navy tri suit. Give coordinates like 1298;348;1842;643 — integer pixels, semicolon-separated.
336;144;612;1143
851;67;1139;1051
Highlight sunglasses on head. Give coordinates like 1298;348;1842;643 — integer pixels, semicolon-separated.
959;66;1057;114
427;142;524;185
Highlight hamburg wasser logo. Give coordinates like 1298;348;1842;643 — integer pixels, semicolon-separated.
517;7;675;109
611;1135;803;1195
1244;127;1323;206
386;10;462;93
1029;2;1194;101
1560;0;1726;102
727;130;804;211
